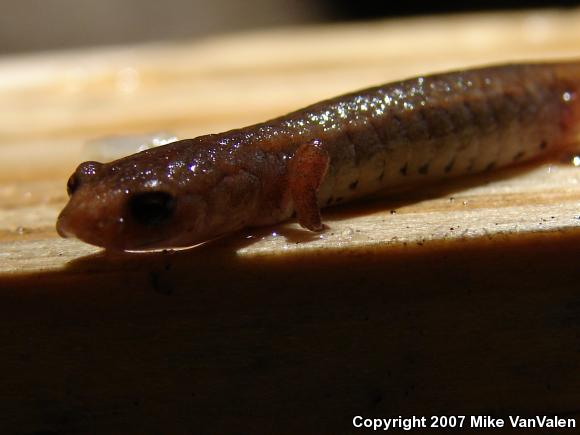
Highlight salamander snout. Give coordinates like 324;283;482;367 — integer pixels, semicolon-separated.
58;181;182;250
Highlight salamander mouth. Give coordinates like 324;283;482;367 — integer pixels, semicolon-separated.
56;205;111;248
56;199;179;251
56;191;127;250
56;214;72;239
56;203;78;239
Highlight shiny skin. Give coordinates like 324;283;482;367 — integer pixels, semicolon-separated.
57;62;580;250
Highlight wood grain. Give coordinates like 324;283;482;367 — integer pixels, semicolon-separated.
1;10;580;273
0;9;580;434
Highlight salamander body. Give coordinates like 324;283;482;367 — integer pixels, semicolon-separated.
57;62;580;250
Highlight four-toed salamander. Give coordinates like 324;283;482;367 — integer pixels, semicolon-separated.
57;62;580;250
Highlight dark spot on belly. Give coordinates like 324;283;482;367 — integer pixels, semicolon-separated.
400;163;408;176
466;159;475;172
349;180;359;190
336;196;344;202
418;163;429;175
444;158;455;173
513;151;525;161
326;196;334;206
539;140;547;150
485;161;496;172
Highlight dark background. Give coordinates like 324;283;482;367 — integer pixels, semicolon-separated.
331;0;580;19
1;0;578;54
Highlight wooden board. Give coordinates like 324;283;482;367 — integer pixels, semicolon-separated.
1;9;580;434
1;9;580;273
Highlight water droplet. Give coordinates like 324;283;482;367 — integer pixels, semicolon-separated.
83;132;178;162
144;179;159;188
341;227;354;238
562;91;572;102
572;155;580;167
462;200;469;206
15;226;26;235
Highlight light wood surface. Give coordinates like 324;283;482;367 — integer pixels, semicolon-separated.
1;9;580;274
1;9;580;434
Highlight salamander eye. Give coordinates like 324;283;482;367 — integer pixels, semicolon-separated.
67;173;79;196
66;161;102;196
129;191;176;226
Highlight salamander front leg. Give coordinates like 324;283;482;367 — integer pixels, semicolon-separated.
288;139;329;231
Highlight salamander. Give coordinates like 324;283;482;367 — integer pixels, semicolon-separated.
57;62;580;251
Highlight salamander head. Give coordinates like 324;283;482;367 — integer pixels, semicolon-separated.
56;139;263;251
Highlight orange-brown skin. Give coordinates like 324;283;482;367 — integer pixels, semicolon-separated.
288;140;329;231
57;62;580;251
